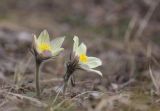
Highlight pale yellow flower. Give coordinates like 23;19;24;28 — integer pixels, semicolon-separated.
33;30;65;57
73;36;102;76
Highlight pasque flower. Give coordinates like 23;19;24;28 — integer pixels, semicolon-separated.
31;30;65;98
33;30;65;59
63;36;102;93
73;36;102;76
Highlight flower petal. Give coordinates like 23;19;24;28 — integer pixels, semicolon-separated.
52;48;64;56
76;43;87;55
87;57;102;68
33;35;38;46
51;36;65;50
33;35;39;51
37;30;50;44
73;36;79;53
79;63;90;69
79;64;102;76
87;69;102;76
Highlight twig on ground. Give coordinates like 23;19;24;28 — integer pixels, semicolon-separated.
0;100;8;108
119;78;135;89
124;14;138;44
149;65;160;94
41;78;63;83
135;1;159;38
7;92;48;108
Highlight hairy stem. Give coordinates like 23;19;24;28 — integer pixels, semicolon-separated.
36;62;41;99
63;74;68;95
63;72;75;95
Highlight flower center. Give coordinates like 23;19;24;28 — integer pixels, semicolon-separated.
79;54;88;63
38;43;51;52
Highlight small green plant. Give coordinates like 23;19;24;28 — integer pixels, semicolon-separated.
31;30;65;98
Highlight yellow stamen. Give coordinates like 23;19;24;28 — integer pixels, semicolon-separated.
38;43;51;52
79;54;88;63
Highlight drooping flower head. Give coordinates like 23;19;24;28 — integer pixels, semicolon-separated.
33;30;65;59
73;36;102;76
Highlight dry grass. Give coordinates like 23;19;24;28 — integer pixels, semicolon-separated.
0;0;160;111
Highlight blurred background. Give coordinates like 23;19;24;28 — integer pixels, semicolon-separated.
0;0;160;111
